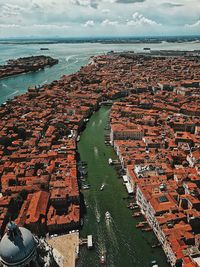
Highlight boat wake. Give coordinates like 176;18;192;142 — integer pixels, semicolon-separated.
98;119;102;126
7;90;19;97
94;146;99;157
65;55;80;66
42;80;48;84
105;212;119;252
65;55;75;62
94;202;101;223
2;83;8;88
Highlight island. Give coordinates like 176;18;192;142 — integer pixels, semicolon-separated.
0;55;59;79
0;52;200;267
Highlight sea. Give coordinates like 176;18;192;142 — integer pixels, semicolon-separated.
0;41;200;104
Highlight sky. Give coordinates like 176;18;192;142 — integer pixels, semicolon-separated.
0;0;200;38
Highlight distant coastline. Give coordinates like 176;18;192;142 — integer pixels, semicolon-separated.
0;36;200;45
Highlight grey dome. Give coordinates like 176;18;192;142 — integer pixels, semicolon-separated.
0;223;36;265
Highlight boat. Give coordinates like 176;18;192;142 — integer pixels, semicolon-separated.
77;135;80;142
105;211;111;221
40;48;49;50
100;252;106;264
136;222;146;228
151;243;161;248
142;227;152;232
108;158;113;165
100;183;105;191
132;212;141;218
82;184;90;190
151;260;159;267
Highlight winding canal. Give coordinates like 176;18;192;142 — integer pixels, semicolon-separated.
77;106;170;267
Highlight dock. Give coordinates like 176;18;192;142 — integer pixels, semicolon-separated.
123;175;133;194
80;235;94;249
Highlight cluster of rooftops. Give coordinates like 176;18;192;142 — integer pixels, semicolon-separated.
0;52;199;266
108;55;200;266
0;55;59;79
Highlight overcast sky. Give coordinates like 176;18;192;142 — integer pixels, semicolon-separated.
0;0;200;38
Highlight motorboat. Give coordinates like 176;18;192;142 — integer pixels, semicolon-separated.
151;260;158;267
105;211;111;221
108;158;113;165
82;184;90;190
100;183;105;191
97;214;100;223
100;252;106;264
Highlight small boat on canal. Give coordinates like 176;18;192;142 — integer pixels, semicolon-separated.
105;211;111;222
151;260;159;267
100;183;105;191
100;252;106;264
132;212;141;217
82;184;90;190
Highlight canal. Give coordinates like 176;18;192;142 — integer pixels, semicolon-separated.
77;106;170;267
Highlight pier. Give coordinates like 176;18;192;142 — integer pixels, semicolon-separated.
79;235;93;249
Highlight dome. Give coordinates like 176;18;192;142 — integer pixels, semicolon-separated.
0;222;36;266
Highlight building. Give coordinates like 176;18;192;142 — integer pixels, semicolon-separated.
0;222;38;267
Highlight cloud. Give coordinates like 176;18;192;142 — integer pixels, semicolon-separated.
127;12;161;26
32;24;71;29
83;20;95;27
115;0;145;3
0;0;199;37
71;0;145;8
101;9;110;14
70;0;99;8
0;3;25;18
185;20;200;27
0;24;20;28
101;19;119;26
161;2;184;8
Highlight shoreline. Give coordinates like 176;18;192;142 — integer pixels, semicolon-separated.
0;55;58;79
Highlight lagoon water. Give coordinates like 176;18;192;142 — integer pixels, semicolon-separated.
0;41;199;104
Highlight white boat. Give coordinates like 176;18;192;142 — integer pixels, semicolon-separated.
100;253;106;264
151;260;159;267
100;183;105;191
82;184;90;190
77;136;80;142
105;211;111;221
97;214;100;223
108;158;113;165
